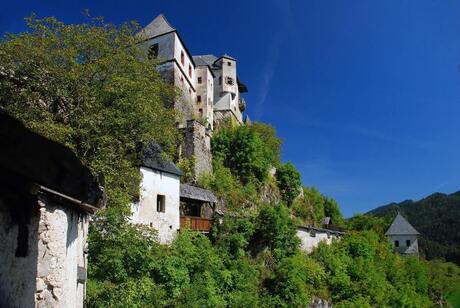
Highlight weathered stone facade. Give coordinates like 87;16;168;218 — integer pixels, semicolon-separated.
182;120;212;180
0;112;105;308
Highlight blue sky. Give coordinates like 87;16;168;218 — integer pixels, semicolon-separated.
2;0;460;216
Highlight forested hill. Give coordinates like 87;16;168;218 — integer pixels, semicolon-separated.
367;190;460;265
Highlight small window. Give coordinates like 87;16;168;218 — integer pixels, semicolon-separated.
180;76;184;83
188;65;192;78
156;195;165;212
198;77;202;84
156;194;165;212
148;43;159;59
406;240;411;247
395;240;399;247
199;108;203;116
180;51;184;66
197;95;201;103
228;61;232;66
226;77;234;85
219;76;222;85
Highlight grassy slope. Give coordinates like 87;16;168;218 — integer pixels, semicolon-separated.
448;282;460;308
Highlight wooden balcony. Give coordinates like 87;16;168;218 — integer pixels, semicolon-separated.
180;216;212;233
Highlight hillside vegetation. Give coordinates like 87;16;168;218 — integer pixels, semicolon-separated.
1;15;459;307
368;191;460;265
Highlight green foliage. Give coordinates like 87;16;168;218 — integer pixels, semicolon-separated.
0;15;179;215
254;203;300;260
212;124;279;184
249;122;282;167
177;156;196;184
276;162;301;206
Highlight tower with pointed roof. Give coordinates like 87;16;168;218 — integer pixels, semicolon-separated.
385;212;420;256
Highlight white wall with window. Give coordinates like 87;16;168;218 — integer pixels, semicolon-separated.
130;166;181;244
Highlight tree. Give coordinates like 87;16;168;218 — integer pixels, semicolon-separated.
0;15;179;213
276;162;301;207
212;124;274;184
250;122;282;167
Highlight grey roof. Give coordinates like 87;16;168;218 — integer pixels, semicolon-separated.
0;112;105;210
297;225;345;236
180;184;218;203
385;213;419;235
141;140;182;176
137;14;176;41
193;55;218;67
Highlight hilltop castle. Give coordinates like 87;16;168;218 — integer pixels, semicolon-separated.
136;14;249;179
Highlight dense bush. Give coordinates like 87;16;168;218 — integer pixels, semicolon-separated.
276;162;301;206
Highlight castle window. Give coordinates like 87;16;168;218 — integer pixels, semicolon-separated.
148;43;159;59
180;76;184;83
188;65;192;78
198;77;202;84
406;240;411;247
197;95;201;103
199;108;203;116
394;240;399;247
228;61;232;66
219;76;222;85
226;77;234;85
156;195;165;213
180;51;184;66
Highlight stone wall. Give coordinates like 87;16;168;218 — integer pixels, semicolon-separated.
182;120;212;180
130;167;181;244
297;227;342;254
0;194;89;308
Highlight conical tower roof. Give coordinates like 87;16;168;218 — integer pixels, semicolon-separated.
385;212;419;236
137;14;176;40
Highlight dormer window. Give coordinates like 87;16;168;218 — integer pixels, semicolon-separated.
180;51;184;66
148;43;159;59
225;77;234;85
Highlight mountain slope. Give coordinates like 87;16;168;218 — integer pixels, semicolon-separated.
367;191;460;265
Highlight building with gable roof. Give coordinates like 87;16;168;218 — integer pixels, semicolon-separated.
385;212;420;256
136;14;249;180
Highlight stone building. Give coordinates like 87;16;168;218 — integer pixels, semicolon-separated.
136;14;249;179
0;112;105;308
130;141;218;243
130;141;183;244
296;226;344;254
385;212;420;256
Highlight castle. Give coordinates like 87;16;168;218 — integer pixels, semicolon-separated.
136;14;249;179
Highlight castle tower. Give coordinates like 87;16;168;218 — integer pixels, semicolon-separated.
137;14;197;127
385;212;420;256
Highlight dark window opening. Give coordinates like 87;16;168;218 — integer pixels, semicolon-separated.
198;77;202;84
219;76;222;85
157;194;165;212
199;108;203;117
197;95;201;103
395;240;399;247
228;61;232;66
226;77;234;85
148;43;159;59
180;51;185;66
188;65;192;78
406;240;411;247
15;224;28;257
